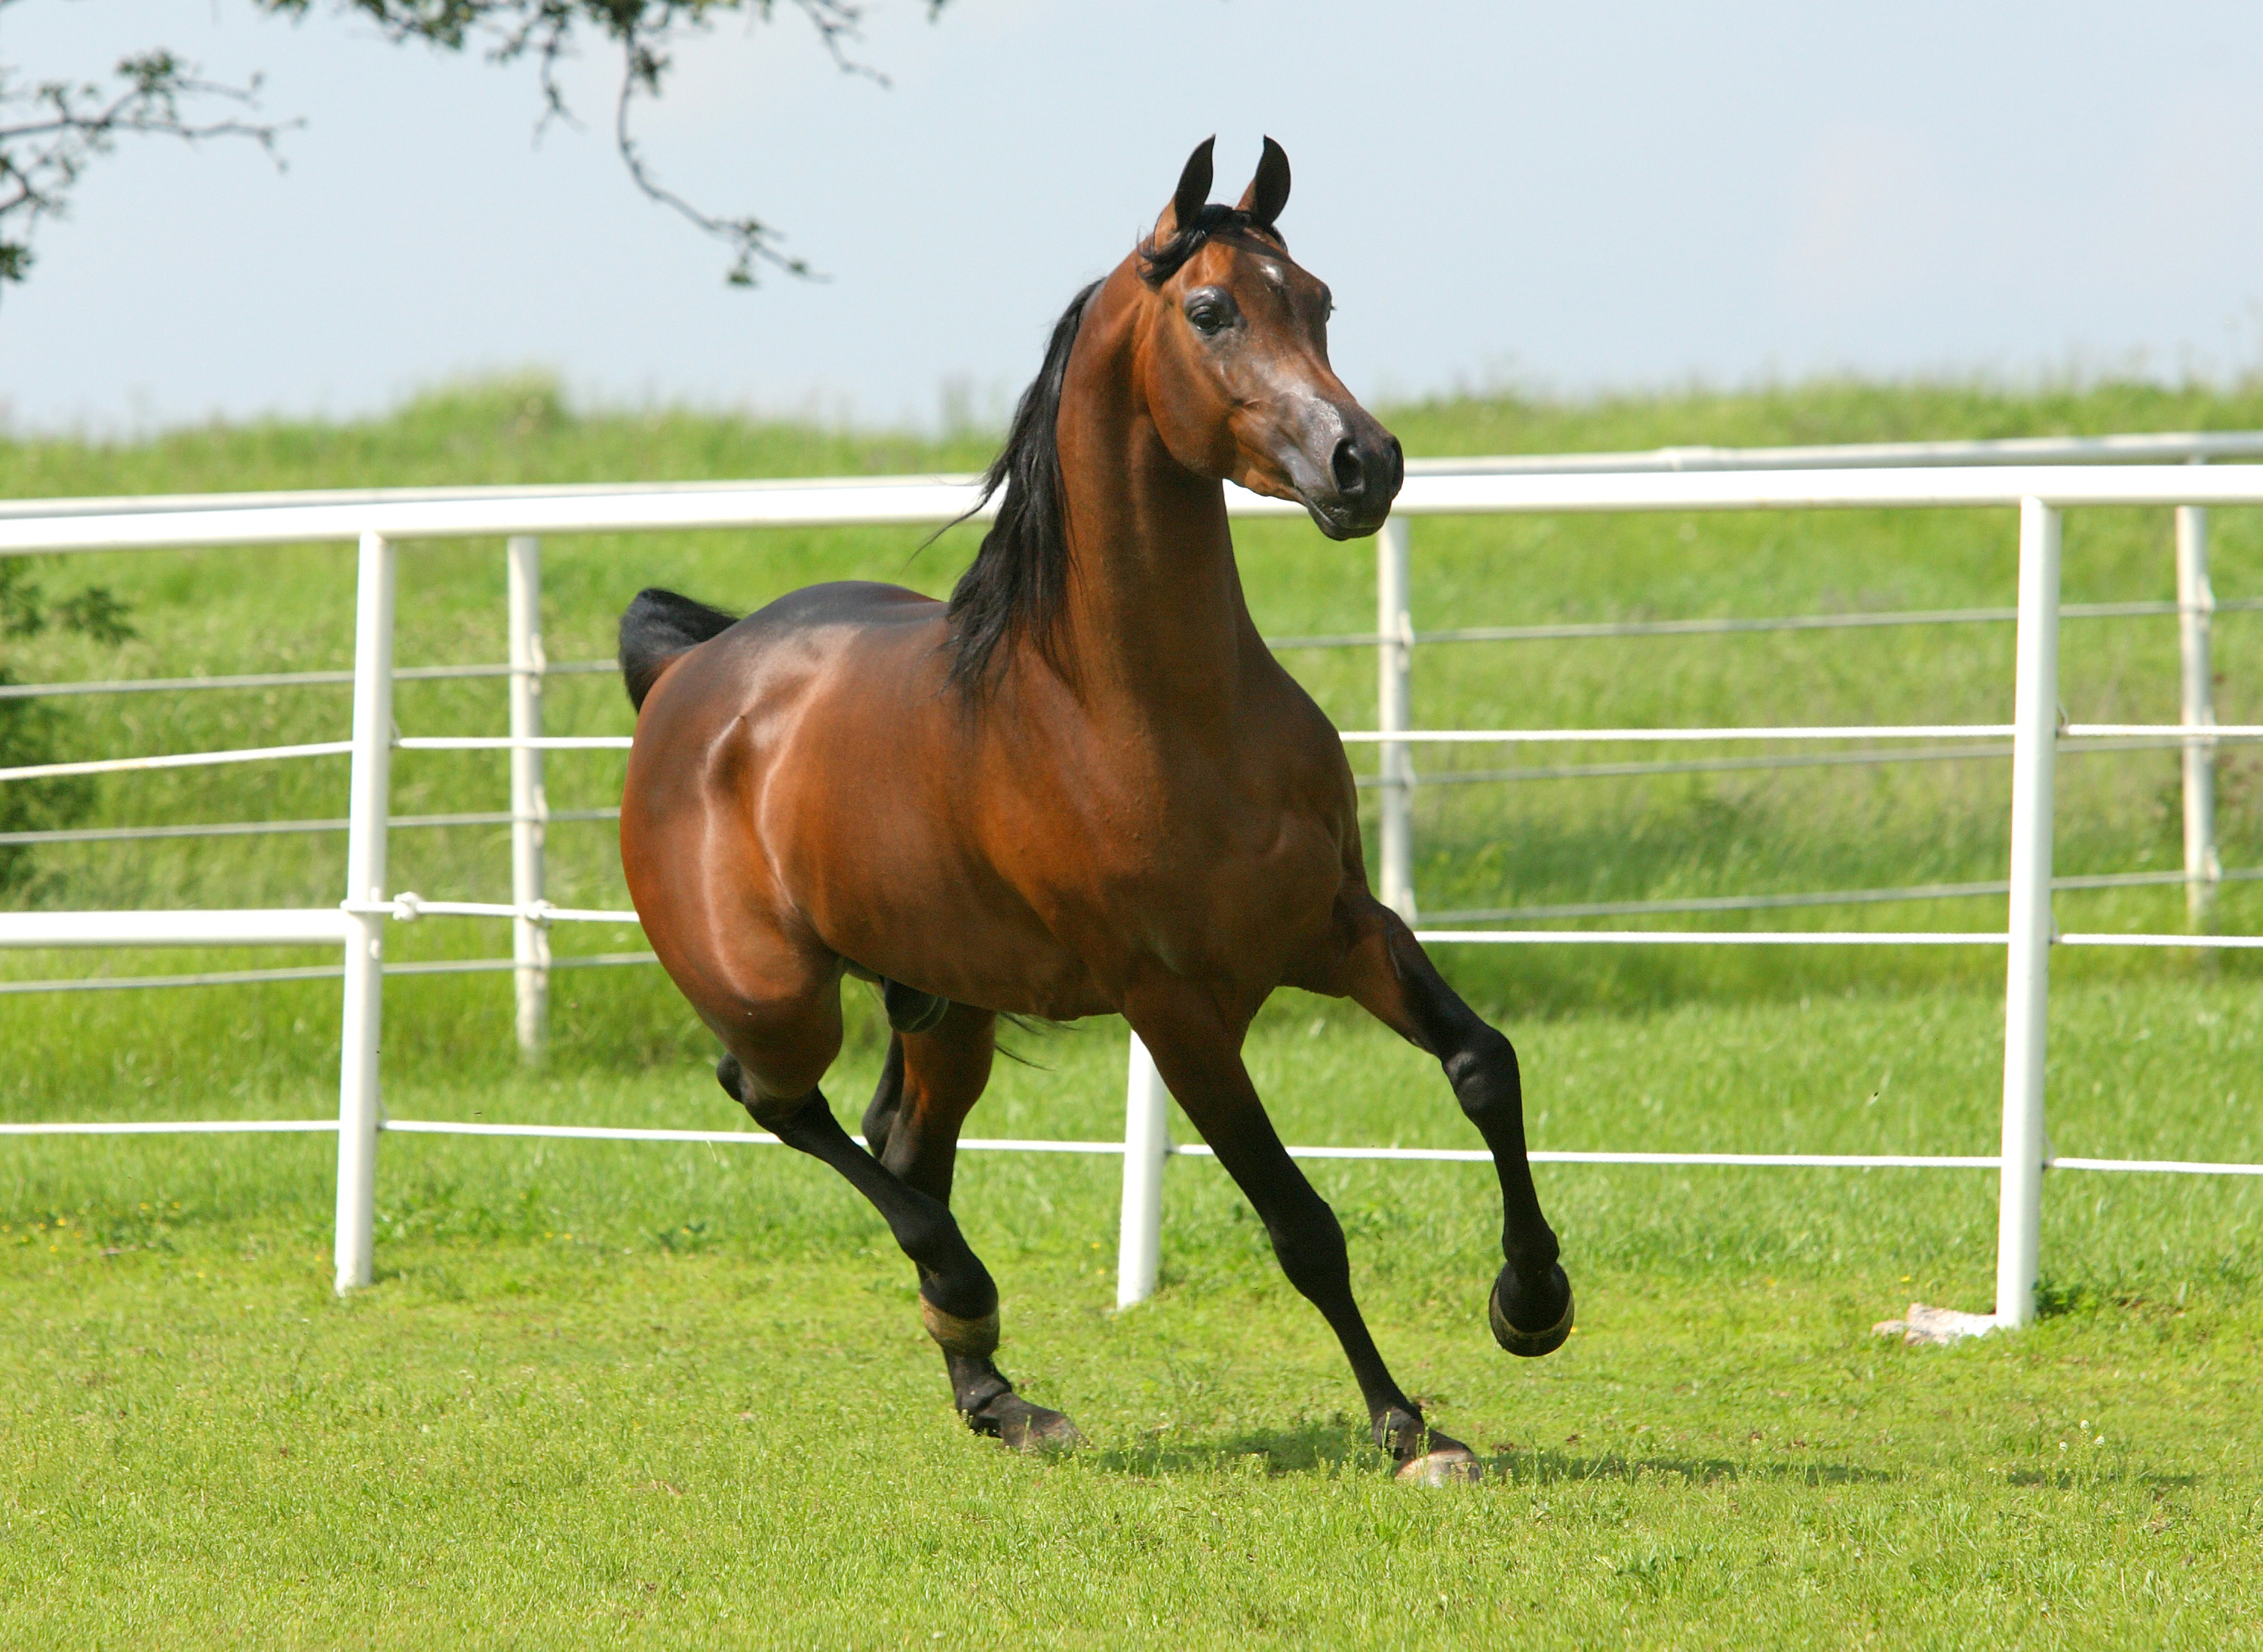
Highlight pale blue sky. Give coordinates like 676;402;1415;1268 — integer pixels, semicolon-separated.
8;0;2263;432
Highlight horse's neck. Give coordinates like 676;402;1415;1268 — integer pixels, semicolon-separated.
1048;343;1256;726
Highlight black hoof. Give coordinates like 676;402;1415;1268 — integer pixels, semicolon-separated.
1488;1263;1574;1357
971;1393;1083;1452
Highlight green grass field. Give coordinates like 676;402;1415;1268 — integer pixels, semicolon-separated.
2;377;2260;1646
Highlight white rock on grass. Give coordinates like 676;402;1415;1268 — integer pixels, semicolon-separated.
1870;1301;1998;1346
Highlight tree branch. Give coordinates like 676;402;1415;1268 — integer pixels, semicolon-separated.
253;0;920;287
0;31;296;293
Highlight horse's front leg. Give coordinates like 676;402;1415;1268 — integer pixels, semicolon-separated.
1124;984;1480;1484
1337;898;1574;1357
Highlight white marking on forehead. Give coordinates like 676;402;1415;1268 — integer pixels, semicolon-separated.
1257;261;1288;289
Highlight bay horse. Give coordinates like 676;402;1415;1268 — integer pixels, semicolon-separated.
617;138;1571;1484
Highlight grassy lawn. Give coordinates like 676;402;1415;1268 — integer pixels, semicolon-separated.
1;378;2260;1644
2;988;2260;1647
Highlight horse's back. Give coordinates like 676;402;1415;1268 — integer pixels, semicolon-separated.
633;578;937;720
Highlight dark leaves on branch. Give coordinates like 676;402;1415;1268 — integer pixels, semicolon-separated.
253;0;941;286
0;560;136;889
0;562;138;646
0;10;297;295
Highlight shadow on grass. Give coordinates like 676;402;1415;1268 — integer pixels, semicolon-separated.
1087;1421;1368;1479
2007;1469;2199;1490
1085;1423;1896;1488
1493;1448;1893;1488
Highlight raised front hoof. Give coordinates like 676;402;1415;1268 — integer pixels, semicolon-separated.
972;1393;1084;1454
1489;1263;1574;1358
1395;1448;1484;1487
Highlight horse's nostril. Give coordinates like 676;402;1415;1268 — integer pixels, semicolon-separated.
1331;438;1365;496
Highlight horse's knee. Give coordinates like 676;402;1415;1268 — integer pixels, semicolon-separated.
715;1054;822;1131
1444;1024;1521;1125
715;1053;762;1115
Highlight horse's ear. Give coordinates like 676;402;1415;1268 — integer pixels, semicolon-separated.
1155;136;1215;241
1236;136;1291;229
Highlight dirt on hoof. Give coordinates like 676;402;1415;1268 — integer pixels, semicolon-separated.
1396;1449;1483;1487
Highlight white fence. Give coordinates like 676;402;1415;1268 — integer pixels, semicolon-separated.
2;433;2258;1332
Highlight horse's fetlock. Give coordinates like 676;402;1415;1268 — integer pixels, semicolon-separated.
949;1359;1015;1426
1506;1224;1562;1275
921;1296;1001;1359
917;1255;996;1323
1373;1405;1426;1461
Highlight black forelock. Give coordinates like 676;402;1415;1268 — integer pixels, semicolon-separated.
1137;203;1288;287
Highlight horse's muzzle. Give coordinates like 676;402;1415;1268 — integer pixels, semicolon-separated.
1301;429;1402;541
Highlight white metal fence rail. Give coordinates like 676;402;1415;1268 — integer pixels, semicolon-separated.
0;431;2255;1331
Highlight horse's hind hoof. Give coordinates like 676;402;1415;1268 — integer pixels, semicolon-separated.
1396;1448;1483;1487
1489;1264;1574;1357
983;1393;1084;1453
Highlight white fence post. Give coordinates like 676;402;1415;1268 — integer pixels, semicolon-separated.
507;535;549;1059
1116;1031;1170;1308
1994;499;2061;1329
1376;516;1416;922
2175;501;2219;929
335;530;395;1296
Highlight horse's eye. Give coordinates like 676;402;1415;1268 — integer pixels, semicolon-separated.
1184;291;1233;337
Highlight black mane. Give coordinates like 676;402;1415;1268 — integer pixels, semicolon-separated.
941;212;1288;695
943;279;1100;692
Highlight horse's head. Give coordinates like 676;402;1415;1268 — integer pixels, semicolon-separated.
1131;137;1403;542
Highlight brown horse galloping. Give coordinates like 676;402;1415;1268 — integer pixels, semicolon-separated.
618;138;1571;1483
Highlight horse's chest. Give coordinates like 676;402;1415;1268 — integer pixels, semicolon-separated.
1079;794;1344;960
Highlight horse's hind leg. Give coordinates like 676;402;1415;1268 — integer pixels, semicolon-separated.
1338;898;1574;1358
855;1005;1079;1449
724;1004;1077;1451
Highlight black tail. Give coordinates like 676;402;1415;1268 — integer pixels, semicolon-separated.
619;588;739;711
